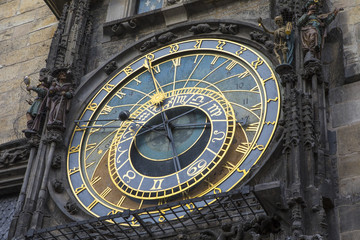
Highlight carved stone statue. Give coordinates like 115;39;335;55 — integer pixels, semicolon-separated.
23;68;50;137
47;68;74;130
297;0;340;63
258;16;291;64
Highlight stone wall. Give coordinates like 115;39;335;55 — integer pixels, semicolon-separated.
330;0;360;83
330;81;360;240
0;0;57;143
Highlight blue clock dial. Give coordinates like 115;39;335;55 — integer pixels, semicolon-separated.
67;38;281;222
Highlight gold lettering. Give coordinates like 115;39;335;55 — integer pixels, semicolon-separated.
251;58;264;69
100;105;113;115
69;145;80;153
115;91;126;100
250;103;262;111
247;122;260;132
236;142;250;154
223;161;236;172
91;176;102;185
69;167;79;175
88;199;98;210
226;61;237;71
216;41;226;50
122;170;136;183
103;83;115;93
150;179;164;190
86;143;97;152
194;40;203;49
235;46;247;55
75;184;86;194
169;44;179;53
87;103;98;111
267;97;278;103
211;56;219;65
100;187;112;198
208;104;223;117
124;66;133;76
172;58;181;67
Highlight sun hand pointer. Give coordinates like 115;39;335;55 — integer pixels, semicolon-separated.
144;58;166;105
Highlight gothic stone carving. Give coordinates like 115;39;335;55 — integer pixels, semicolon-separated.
189;23;218;34
0;146;29;168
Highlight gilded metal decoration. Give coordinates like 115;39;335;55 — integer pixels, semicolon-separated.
67;38;281;223
258;16;292;64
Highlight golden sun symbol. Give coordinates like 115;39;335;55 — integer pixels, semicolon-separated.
150;92;166;105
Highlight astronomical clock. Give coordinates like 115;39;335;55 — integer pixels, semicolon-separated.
66;38;281;222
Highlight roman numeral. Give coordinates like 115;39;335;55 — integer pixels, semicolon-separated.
100;105;113;115
246;122;259;132
222;161;236;172
100;187;112;198
150;179;164;190
172;58;181;67
236;142;250;154
91;176;102;185
250;103;262;111
226;61;237;71
211;56;219;65
88;199;98;210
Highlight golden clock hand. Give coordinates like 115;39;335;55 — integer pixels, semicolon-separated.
144;58;166;105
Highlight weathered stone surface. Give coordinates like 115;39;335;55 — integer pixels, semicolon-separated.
339;176;360;196
337;125;360;156
338;204;360;233
330;81;360;106
19;0;44;14
29;25;57;45
0;1;18;20
338;153;360;179
331;102;360;128
341;230;360;240
0;0;56;143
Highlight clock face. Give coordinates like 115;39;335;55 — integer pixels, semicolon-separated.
67;38;281;222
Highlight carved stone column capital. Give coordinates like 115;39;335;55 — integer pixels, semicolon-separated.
302;61;322;82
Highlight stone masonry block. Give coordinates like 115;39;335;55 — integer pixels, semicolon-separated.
32;15;57;32
19;0;45;14
13;21;34;38
29;25;57;45
0;1;18;21
338;153;360;179
339;176;360;196
341;230;360;240
331;101;360;128
0;10;35;32
339;203;360;233
0;27;13;41
330;81;360;105
337;124;360;155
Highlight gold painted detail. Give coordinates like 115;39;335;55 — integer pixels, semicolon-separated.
150;92;166;105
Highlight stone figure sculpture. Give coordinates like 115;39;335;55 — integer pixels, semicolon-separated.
297;0;340;63
23;68;50;137
47;69;74;130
